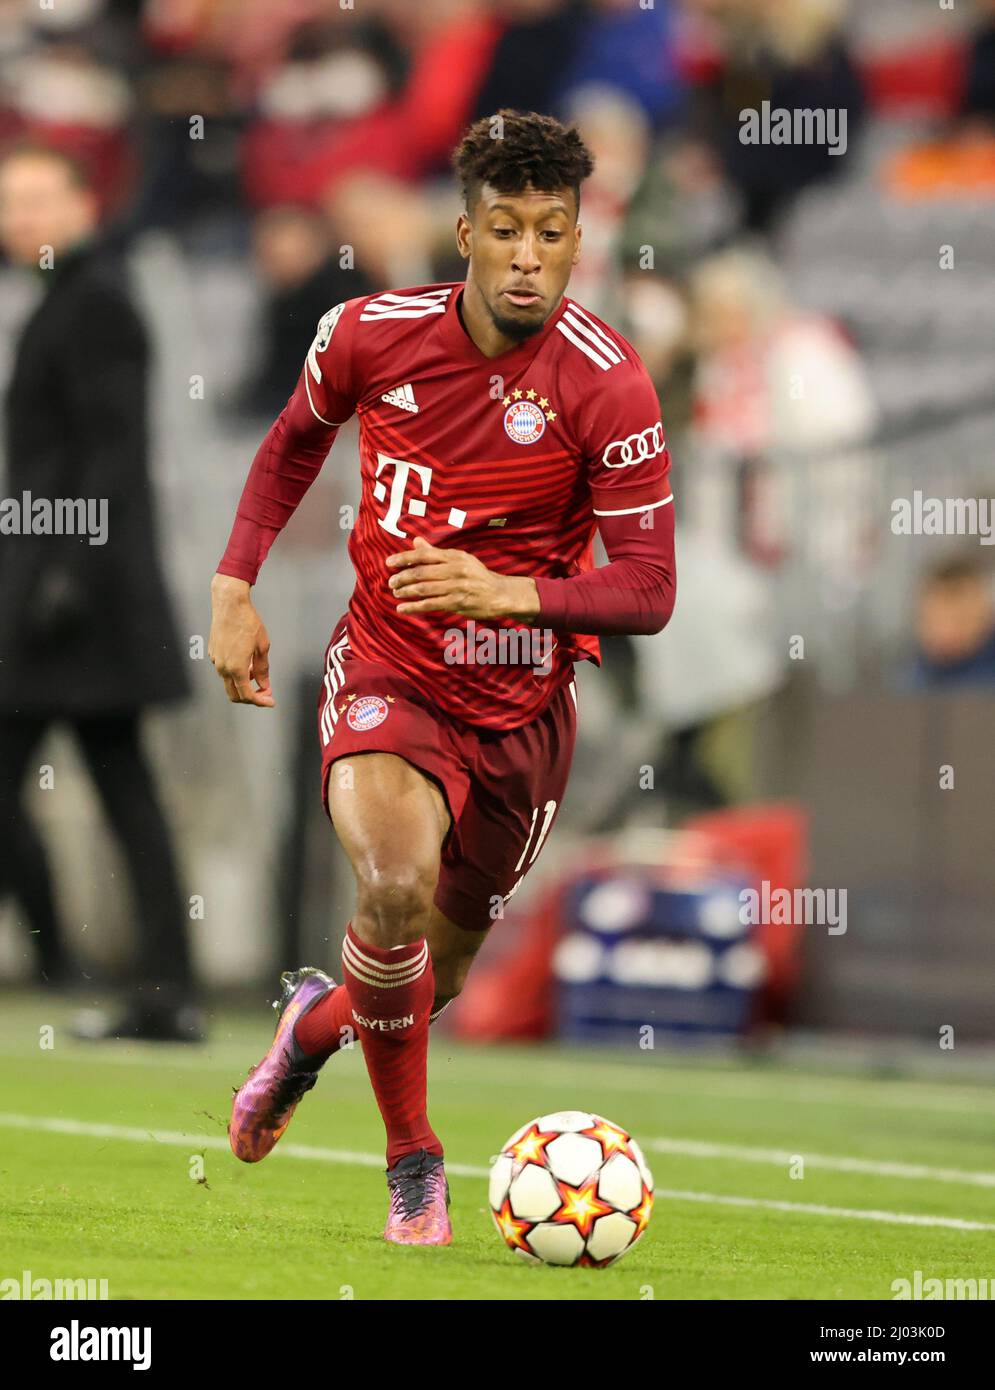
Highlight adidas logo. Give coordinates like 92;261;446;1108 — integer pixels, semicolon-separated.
381;383;419;413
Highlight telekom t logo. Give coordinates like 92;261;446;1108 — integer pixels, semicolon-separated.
373;453;432;538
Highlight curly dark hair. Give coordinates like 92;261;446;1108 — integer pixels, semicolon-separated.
451;109;595;214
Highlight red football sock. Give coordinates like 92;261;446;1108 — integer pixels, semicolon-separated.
341;922;441;1168
294;975;452;1062
293;983;353;1062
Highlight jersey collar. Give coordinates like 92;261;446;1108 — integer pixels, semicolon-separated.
438;282;570;368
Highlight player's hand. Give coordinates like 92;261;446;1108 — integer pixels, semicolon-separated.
208;574;275;707
386;537;539;622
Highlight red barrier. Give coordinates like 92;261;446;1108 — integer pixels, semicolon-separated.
449;803;809;1041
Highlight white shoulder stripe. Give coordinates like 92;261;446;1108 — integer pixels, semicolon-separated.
364;287;450;301
366;289;452;306
362;298;450;313
359;288;453;320
566;303;627;360
359;305;448;320
563;309;624;364
556;318;613;370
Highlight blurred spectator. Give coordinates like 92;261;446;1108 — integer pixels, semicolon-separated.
240;0;680;215
471;0;588;124
124;56;244;243
639;530;784;811
551;0;684;128
235;204;374;419
323;171;436;288
140;0;337;82
679;0;865;233
620;270;694;438
687;246;877;581
620;133;731;284
0;40;132;216
240;12;484;208
909;558;995;689
0;145;199;1039
690;246;875;453
561;85;652;313
963;0;995;128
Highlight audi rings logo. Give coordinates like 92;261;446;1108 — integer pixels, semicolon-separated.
602;422;666;469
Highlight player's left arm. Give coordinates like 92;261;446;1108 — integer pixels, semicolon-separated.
528;362;676;635
385;363;676;634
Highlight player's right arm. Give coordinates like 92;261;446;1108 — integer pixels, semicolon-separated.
209;299;361;706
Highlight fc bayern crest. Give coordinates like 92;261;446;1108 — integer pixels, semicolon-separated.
504;399;546;445
346;695;389;732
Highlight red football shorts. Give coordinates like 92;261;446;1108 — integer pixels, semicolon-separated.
316;616;577;931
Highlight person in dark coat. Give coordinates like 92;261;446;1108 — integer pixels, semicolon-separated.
0;144;201;1041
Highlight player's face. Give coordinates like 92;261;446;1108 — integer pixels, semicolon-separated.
459;184;581;342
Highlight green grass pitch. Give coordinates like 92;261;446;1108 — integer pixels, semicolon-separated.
1;993;993;1300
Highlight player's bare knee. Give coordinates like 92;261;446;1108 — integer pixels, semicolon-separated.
354;864;437;948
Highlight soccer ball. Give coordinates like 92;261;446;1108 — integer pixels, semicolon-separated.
489;1110;653;1267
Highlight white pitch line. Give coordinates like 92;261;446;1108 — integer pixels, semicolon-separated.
0;1113;487;1180
651;1187;995;1233
648;1137;995;1189
2;1113;993;1233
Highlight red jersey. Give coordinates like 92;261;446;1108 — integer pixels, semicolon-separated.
221;281;673;729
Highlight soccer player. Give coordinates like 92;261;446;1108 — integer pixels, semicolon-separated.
209;111;676;1245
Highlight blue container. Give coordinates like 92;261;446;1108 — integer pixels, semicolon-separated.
554;869;763;1045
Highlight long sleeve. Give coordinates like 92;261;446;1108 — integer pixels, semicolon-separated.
534;337;676;637
217;298;360;583
216;370;340;583
533;498;676;636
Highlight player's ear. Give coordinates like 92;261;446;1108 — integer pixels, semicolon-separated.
572;222;582;266
456;211;472;261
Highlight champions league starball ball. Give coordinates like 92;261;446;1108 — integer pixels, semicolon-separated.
489;1110;654;1267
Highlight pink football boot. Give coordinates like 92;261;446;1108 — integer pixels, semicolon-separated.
229;967;335;1163
384;1149;452;1245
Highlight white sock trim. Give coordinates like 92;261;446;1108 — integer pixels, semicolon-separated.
342;936;428;989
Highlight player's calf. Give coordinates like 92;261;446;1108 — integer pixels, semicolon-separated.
340;922;442;1162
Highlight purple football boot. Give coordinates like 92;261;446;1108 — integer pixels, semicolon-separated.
229;967;335;1163
384;1149;452;1246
